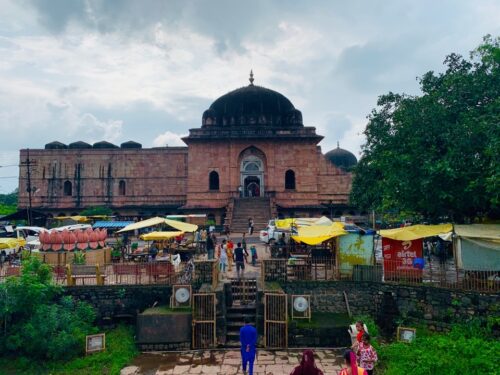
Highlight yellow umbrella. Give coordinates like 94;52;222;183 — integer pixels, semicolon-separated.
117;217;167;233
163;218;198;232
117;217;198;233
140;231;184;241
292;222;347;245
54;215;90;222
378;224;453;241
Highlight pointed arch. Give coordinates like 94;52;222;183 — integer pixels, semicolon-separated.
119;180;126;195
209;170;220;190
63;180;72;196
285;169;296;190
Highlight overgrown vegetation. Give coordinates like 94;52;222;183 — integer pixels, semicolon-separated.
0;256;96;360
354;315;500;374
0;190;17;216
0;256;138;374
0;325;137;375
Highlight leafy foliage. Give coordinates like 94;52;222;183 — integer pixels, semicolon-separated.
0;325;137;375
79;206;113;216
0;190;17;206
0;256;96;360
350;36;500;222
378;321;500;374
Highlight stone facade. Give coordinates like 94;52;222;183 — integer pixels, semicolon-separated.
18;81;357;221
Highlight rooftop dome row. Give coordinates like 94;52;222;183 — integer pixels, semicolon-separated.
44;140;142;150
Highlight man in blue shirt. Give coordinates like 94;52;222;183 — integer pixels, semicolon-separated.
240;316;257;375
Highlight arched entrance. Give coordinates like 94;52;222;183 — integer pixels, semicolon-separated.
240;152;264;197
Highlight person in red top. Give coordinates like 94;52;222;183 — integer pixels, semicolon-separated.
289;349;324;375
357;333;378;375
351;320;366;351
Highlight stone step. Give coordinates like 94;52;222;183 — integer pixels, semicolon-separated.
226;312;257;320
225;340;241;348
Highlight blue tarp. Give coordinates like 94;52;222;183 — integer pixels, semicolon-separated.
92;221;134;229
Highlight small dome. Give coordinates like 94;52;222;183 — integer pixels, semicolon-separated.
93;141;118;149
325;144;357;170
120;141;142;149
68;141;92;149
45;141;67;150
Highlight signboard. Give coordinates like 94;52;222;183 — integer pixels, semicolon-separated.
397;326;416;343
382;238;423;280
339;234;374;275
86;333;106;354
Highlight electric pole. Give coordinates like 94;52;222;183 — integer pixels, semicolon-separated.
20;149;37;225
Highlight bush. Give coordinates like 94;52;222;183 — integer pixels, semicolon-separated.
378;321;500;374
0;256;97;360
0;325;137;375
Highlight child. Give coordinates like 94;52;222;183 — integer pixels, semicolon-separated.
357;333;378;375
250;245;258;266
351;320;366;351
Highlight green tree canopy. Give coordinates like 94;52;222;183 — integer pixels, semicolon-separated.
351;36;500;222
79;206;113;217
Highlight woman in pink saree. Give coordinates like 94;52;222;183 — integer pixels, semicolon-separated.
338;350;367;375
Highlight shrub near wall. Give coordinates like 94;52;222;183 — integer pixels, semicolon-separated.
378;320;500;374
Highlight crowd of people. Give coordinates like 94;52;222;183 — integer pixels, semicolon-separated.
204;231;258;280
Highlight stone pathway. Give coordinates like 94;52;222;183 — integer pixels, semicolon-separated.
122;349;345;375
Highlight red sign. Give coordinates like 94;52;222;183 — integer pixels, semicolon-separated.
382;238;423;280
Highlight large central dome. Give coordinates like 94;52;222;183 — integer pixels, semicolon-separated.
202;74;303;127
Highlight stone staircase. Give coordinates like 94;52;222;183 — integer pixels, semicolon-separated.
225;278;257;347
230;197;271;233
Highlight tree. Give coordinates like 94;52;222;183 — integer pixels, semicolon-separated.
80;206;113;217
0;256;96;360
350;36;500;222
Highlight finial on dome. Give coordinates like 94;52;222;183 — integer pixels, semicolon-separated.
337;141;340;148
249;70;254;85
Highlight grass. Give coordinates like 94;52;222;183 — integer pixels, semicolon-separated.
0;325;138;375
264;282;283;292
293;312;351;329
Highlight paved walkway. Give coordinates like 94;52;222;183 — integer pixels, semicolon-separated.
122;349;345;375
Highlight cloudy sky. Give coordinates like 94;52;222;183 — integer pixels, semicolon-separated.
0;0;499;193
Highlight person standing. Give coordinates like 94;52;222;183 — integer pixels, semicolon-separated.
289;349;324;375
227;239;234;272
351;320;366;351
218;240;228;279
240;316;257;375
0;250;6;268
250;245;258;267
234;242;246;279
242;233;248;262
248;218;254;235
357;333;378;375
206;234;215;260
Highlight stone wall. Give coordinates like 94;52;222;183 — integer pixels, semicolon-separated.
64;285;173;321
19;147;188;213
281;281;499;333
